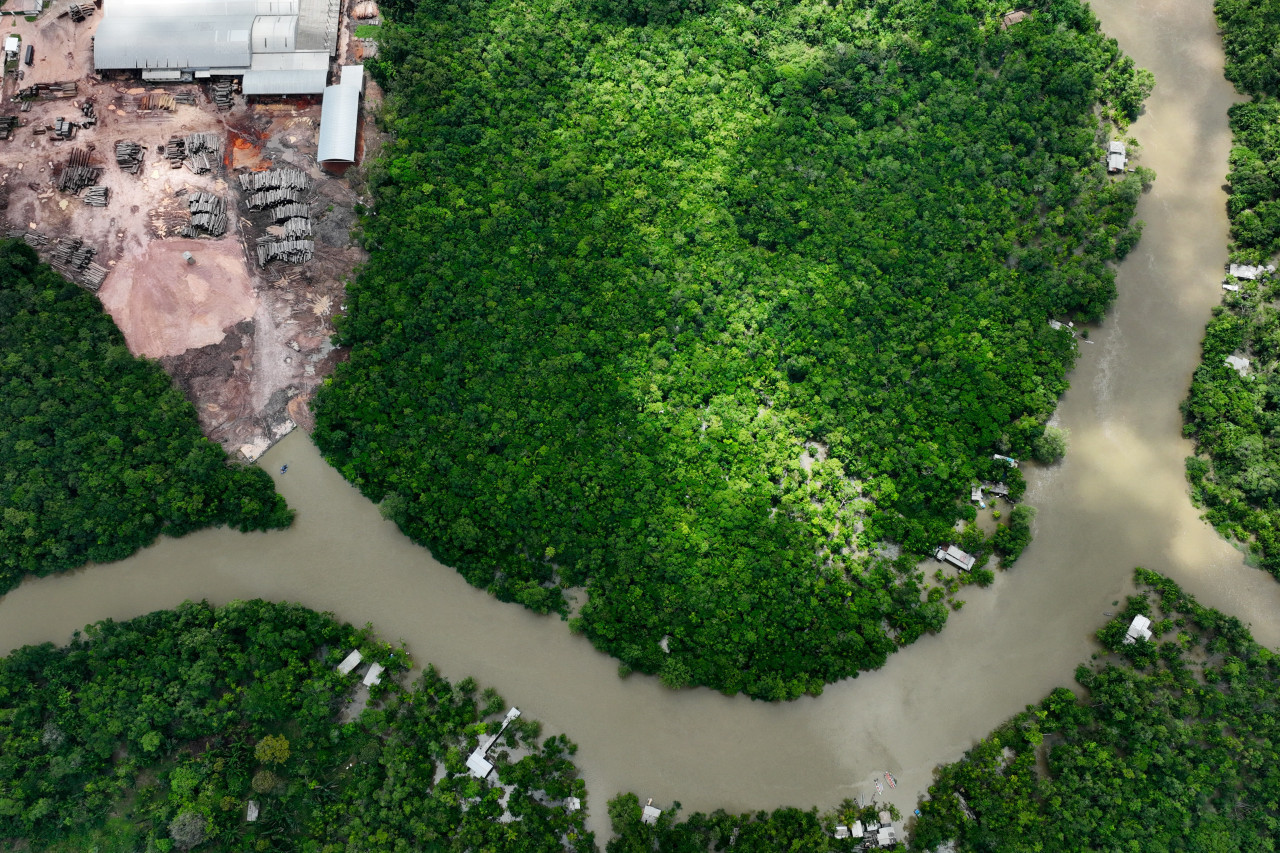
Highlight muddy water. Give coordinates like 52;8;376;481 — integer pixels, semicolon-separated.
1;0;1276;834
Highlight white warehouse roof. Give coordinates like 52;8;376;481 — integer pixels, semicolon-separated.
242;50;330;95
317;65;364;164
94;0;338;89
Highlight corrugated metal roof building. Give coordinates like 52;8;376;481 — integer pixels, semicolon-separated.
317;64;363;173
94;0;339;94
242;51;330;95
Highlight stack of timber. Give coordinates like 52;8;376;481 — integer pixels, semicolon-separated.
210;80;234;110
238;167;311;194
78;100;96;129
162;135;186;167
182;131;223;174
81;185;110;207
174;92;197;106
245;185;304;210
255;237;314;267
17;82;78;101
8;229;49;248
65;2;94;21
49;236;107;291
267;201;309;223
0;116;18;141
115;140;144;173
139;92;176;112
281;216;312;239
51;117;78;141
182;191;228;237
56;149;101;193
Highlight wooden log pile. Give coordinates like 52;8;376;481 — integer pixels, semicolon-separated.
18;82;78;101
82;185;110;207
52;116;79;141
268;201;309;223
352;0;379;18
49;236;107;291
281;216;312;239
162;135;186;167
210;80;234;110
245;185;304;210
66;2;94;21
182;191;228;237
255;237;314;267
140;92;176;112
57;149;101;193
8;229;49;247
238;167;311;193
182;131;223;174
115;140;145;173
0;116;18;141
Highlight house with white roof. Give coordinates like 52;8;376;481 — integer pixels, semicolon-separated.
1123;614;1153;644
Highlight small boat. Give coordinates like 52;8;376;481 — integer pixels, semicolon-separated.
885;771;897;789
874;778;882;795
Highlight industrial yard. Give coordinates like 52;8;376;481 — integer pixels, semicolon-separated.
0;0;381;459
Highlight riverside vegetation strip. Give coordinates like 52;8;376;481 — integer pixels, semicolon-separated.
604;572;1280;850
312;0;1153;699
0;241;292;594
910;570;1280;852
3;576;1278;852
1182;0;1280;578
0;601;594;852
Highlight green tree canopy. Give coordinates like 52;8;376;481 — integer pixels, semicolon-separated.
0;240;292;594
315;0;1151;698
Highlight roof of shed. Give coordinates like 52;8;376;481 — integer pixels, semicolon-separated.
243;50;329;94
317;64;364;163
94;0;336;72
95;13;253;69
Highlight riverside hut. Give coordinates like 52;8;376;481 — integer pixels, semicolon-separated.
362;662;384;686
1123;614;1153;644
1106;141;1128;173
1000;10;1028;28
1228;263;1275;281
936;544;976;572
336;649;362;674
1225;355;1250;376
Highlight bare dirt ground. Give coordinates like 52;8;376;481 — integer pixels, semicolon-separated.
0;5;378;461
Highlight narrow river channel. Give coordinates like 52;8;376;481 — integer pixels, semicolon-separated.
2;0;1278;835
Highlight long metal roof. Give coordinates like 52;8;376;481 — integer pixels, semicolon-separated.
317;64;363;163
94;0;337;76
242;50;329;94
95;14;253;69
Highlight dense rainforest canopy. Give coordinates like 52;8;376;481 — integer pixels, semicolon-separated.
911;569;1280;852
0;241;291;595
0;600;593;852
1183;0;1280;577
313;0;1151;699
607;793;904;852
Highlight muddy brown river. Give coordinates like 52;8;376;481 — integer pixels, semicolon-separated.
2;0;1277;835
